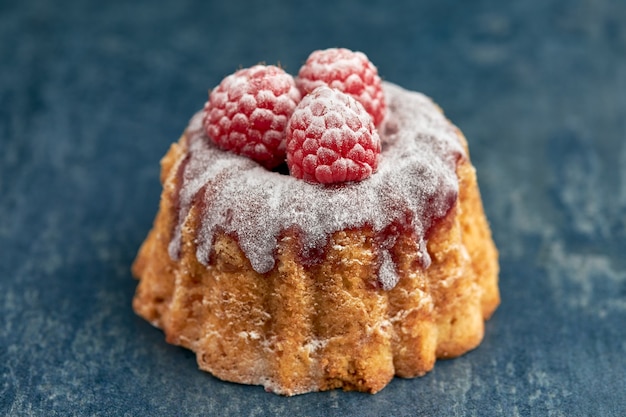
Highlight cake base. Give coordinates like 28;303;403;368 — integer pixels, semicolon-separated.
131;130;499;395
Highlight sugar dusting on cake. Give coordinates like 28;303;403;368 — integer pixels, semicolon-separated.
168;82;464;290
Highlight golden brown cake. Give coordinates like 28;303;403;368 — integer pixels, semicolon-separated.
132;77;499;395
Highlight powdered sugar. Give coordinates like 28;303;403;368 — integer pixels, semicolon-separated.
168;82;464;289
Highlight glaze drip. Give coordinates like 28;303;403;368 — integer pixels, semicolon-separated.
168;82;464;289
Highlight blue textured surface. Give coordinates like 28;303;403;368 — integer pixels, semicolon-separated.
2;0;626;415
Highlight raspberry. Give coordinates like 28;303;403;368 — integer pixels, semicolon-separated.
203;65;301;168
286;86;381;184
296;48;386;126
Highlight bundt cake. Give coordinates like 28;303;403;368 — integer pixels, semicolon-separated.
132;49;499;395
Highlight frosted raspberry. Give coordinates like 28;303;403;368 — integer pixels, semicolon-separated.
286;86;381;184
296;48;386;126
203;65;301;168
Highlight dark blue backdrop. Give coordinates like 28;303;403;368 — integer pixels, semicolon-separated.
2;0;625;415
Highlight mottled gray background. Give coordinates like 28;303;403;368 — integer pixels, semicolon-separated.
1;0;625;415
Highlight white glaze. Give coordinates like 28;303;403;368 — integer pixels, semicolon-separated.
168;82;464;289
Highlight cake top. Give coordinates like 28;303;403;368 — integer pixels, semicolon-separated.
169;82;465;290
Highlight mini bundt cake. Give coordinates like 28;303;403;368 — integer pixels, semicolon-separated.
132;49;499;395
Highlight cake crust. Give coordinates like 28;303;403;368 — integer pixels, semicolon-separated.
132;135;498;396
